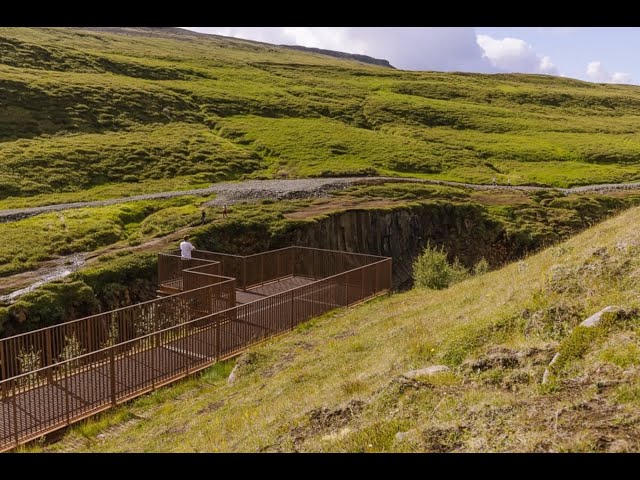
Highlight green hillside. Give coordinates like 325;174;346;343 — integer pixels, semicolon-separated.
4;26;640;201
34;203;640;453
5;27;640;334
5;27;640;453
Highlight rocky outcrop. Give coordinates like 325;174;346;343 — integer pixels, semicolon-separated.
281;45;394;68
542;353;561;385
283;203;518;288
541;306;629;384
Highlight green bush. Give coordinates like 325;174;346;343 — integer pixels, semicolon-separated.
473;258;490;276
0;306;9;335
76;253;157;310
413;242;468;289
6;281;99;334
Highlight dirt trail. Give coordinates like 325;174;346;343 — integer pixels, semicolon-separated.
0;227;193;303
0;254;85;302
3;177;640;224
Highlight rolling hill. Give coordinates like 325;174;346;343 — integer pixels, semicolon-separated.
4;26;640;336
4;26;640;202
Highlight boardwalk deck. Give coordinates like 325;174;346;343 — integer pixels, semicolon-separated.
0;247;392;451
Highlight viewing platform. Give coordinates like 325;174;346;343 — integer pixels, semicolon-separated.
0;246;392;451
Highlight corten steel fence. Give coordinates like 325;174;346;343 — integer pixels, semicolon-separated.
0;246;391;451
170;247;385;291
163;248;298;291
158;255;222;293
0;257;234;381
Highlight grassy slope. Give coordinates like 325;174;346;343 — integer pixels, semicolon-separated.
0;196;216;276
5;27;640;281
34;204;640;453
3;183;637;337
4;27;640;203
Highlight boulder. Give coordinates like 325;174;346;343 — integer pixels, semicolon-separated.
541;353;561;385
403;365;450;379
580;306;620;328
227;364;239;384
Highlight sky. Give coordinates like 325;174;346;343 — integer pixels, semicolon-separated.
183;27;640;85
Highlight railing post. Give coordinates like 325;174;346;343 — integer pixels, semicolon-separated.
388;259;393;292
216;315;221;361
290;248;295;277
345;273;349;306
290;290;295;331
64;364;70;425
361;266;365;301
45;329;53;368
243;257;247;292
12;380;19;445
185;325;190;377
87;319;93;358
45;330;54;384
151;333;156;391
109;348;116;406
373;263;378;295
0;342;6;381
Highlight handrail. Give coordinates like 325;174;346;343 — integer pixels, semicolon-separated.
0;263;228;343
0;246;392;452
0;257;390;385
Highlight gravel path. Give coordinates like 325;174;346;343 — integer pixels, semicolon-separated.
2;177;640;223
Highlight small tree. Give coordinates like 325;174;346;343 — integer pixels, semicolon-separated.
59;334;85;369
413;242;468;290
17;346;42;386
101;314;120;349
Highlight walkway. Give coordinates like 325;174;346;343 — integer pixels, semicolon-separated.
0;247;392;451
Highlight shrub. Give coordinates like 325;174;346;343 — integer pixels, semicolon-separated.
7;280;99;334
76;253;157;310
0;307;9;335
413;242;468;290
473;258;490;276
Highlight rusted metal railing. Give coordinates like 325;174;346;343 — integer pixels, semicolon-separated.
0;246;391;451
1;256;233;381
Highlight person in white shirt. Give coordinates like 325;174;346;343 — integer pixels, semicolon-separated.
180;235;195;259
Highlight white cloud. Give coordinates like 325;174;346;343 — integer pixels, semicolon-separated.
539;56;557;74
476;35;558;75
586;61;632;84
349;27;496;72
587;61;606;81
184;27;496;72
612;72;633;83
192;27;365;53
